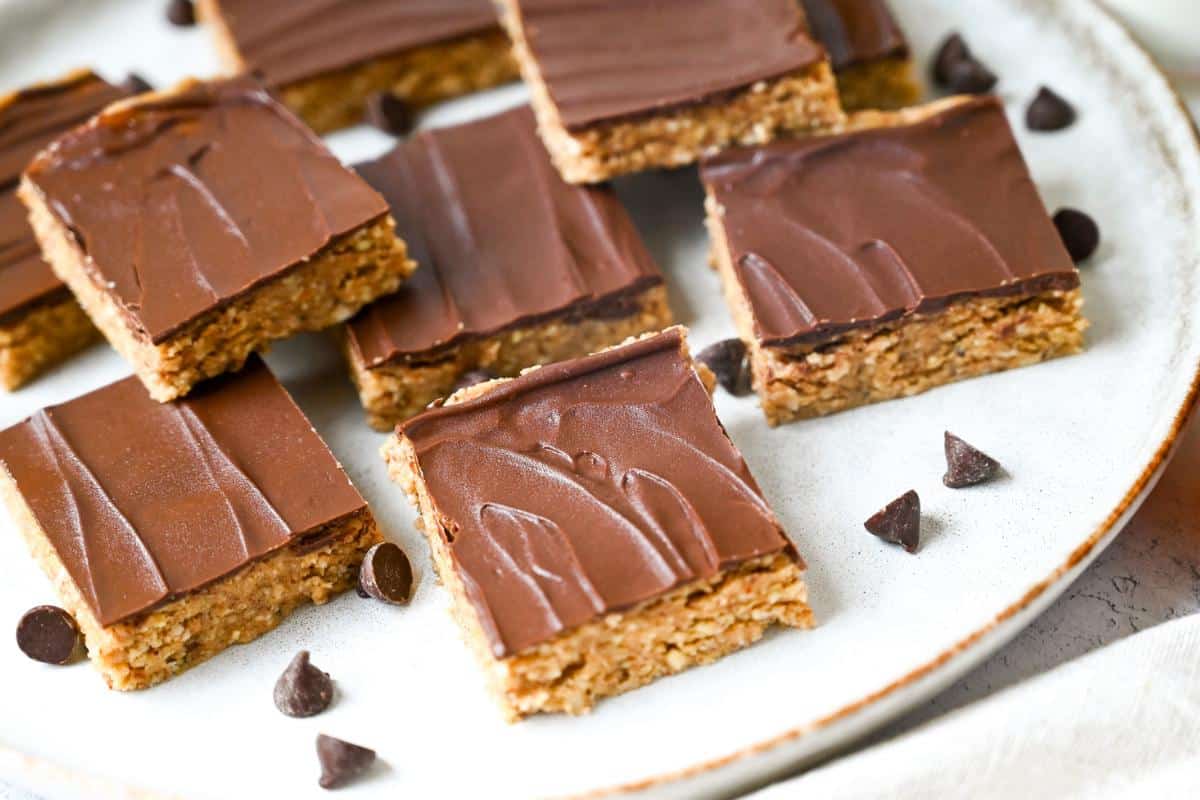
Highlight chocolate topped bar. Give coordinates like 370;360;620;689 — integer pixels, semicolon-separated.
21;78;390;343
397;328;795;657
0;71;127;320
700;96;1080;348
346;107;661;367
799;0;908;70
508;0;826;129
205;0;499;89
0;357;366;627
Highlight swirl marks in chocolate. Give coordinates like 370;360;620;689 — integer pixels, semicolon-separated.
700;97;1080;347
399;329;795;656
798;0;909;71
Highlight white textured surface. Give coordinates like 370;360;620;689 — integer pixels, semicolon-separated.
1;1;1199;799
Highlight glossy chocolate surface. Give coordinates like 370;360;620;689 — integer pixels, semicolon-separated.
799;0;909;70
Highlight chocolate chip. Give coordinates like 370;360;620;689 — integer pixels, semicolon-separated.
274;651;334;718
943;432;1001;488
931;33;997;94
317;734;376;790
932;34;969;85
165;0;196;27
16;605;83;665
121;73;154;96
696;339;752;396
864;491;921;554
365;92;415;136
452;368;498;394
358;542;413;605
1053;208;1100;263
1026;87;1076;132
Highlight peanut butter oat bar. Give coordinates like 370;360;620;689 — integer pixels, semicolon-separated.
19;78;415;403
0;71;129;390
197;0;518;134
799;0;921;110
496;0;844;184
383;328;811;721
700;96;1087;426
0;357;381;690
343;107;671;430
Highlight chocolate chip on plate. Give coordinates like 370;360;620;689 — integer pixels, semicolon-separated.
358;542;414;605
274;651;334;718
452;368;498;394
317;734;376;790
864;490;921;554
365;92;415;136
696;339;753;396
1026;87;1076;132
16;605;83;665
121;73;154;96
1053;208;1101;264
931;33;997;94
943;432;1001;488
165;0;196;27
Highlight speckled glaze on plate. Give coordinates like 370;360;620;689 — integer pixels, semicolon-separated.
0;1;1198;798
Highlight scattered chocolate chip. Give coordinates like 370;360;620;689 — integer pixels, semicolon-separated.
165;0;196;27
317;734;376;790
365;92;415;136
452;368;498;394
121;73;154;96
864;491;921;554
274;651;334;718
15;605;83;665
931;33;997;94
1053;208;1100;264
943;432;1001;488
1026;87;1076;132
696;339;752;396
358;542;414;605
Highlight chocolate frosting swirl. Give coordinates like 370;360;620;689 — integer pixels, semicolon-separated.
799;0;909;70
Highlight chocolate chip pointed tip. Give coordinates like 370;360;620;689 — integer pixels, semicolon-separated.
121;73;154;96
931;32;997;94
932;33;969;85
365;92;415;136
317;734;376;790
165;0;196;27
865;491;921;554
15;605;83;665
1053;208;1100;263
1026;87;1076;132
943;432;1001;488
695;339;753;396
274;650;334;718
358;542;414;605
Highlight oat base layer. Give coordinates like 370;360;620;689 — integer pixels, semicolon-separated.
0;295;99;390
836;58;922;112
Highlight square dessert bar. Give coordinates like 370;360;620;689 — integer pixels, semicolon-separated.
19;77;415;403
198;0;518;133
700;96;1087;426
496;0;844;183
799;0;921;110
0;357;381;690
384;328;812;720
0;71;129;390
343;106;671;430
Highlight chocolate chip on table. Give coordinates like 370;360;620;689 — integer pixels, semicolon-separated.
1026;87;1076;132
121;73;154;96
15;605;83;665
274;651;334;718
452;368;498;394
696;339;753;396
943;432;1001;488
1053;208;1101;264
365;92;415;136
931;33;997;94
165;0;196;27
317;734;376;790
358;542;414;605
864;490;921;554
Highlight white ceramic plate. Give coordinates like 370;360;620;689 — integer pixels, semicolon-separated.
1;1;1198;798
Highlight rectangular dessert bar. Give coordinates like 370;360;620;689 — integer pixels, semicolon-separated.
343;106;671;430
799;0;921;110
198;0;519;133
700;96;1087;426
0;71;129;390
383;328;812;720
0;357;381;690
19;77;415;403
496;0;844;184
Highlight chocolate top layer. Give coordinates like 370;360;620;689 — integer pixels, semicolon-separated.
23;78;389;343
0;357;366;627
700;97;1081;348
0;71;127;320
799;0;908;70
211;0;499;89
346;107;661;368
512;0;825;130
398;328;796;657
